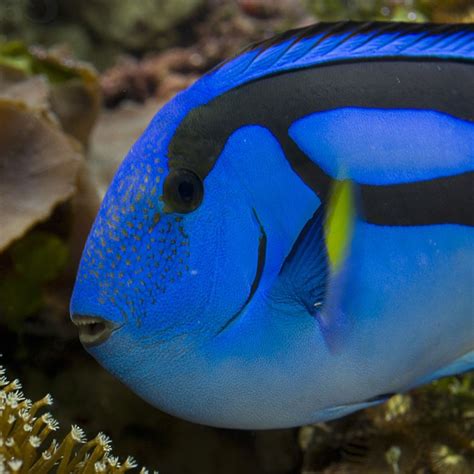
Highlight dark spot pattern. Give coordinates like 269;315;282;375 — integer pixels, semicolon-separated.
77;142;190;326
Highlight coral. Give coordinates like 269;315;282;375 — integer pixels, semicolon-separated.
0;40;102;252
0;97;82;253
0;362;153;473
305;0;474;21
0;40;102;325
0;41;101;145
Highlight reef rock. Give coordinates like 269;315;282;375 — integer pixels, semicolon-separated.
78;0;204;51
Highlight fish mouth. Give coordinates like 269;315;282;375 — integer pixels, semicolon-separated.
71;315;120;348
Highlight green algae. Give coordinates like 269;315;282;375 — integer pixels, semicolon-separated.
0;232;69;326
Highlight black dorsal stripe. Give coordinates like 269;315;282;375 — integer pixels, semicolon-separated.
168;59;474;227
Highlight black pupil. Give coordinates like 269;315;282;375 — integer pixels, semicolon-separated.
178;179;194;202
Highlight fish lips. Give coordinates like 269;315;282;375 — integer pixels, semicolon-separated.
71;315;122;348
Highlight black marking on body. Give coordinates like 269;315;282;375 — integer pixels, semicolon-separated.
168;60;474;226
217;210;267;335
362;172;474;226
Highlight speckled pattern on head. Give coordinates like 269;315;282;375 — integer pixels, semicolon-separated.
76;135;190;327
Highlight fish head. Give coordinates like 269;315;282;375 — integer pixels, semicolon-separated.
70;92;262;380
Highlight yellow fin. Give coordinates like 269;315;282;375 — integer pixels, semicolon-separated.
324;180;355;272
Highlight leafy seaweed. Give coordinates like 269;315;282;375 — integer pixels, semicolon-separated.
0;41;88;83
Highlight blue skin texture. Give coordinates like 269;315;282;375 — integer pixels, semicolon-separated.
71;26;474;429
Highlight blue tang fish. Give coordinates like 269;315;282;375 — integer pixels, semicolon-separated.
71;22;474;429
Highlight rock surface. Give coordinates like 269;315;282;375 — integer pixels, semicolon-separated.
78;0;204;50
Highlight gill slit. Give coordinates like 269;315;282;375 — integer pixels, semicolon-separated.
216;209;267;335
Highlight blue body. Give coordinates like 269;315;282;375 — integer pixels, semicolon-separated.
71;23;474;428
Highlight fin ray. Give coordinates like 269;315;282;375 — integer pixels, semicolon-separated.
208;22;474;96
271;206;329;314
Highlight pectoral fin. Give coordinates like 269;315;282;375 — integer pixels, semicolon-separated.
273;205;329;314
272;180;358;351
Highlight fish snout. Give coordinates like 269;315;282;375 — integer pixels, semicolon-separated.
71;315;118;348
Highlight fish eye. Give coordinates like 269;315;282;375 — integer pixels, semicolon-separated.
163;168;204;213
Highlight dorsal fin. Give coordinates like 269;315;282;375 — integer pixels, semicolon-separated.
201;22;474;97
239;21;473;61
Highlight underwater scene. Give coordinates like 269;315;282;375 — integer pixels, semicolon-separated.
1;1;473;473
